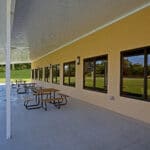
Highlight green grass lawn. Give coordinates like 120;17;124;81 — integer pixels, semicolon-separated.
85;77;147;95
85;77;105;88
123;78;150;96
0;70;147;96
0;69;31;83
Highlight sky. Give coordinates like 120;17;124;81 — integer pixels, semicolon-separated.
127;55;150;66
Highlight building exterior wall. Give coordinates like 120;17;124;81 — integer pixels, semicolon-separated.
32;7;150;123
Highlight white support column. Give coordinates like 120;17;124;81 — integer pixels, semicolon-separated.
6;0;11;139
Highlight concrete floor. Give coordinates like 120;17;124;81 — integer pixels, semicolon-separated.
0;85;150;150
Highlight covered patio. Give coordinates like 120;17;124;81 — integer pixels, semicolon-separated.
0;85;150;150
0;0;150;149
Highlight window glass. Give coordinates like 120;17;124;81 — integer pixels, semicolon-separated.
121;46;150;101
44;67;50;82
52;64;60;84
32;69;34;79
35;69;38;80
84;60;94;88
95;60;106;89
39;68;43;81
122;55;144;97
64;64;69;85
70;63;75;86
147;54;150;99
83;55;107;92
56;65;60;84
63;61;75;86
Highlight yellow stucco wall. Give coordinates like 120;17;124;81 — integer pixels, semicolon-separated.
32;7;150;123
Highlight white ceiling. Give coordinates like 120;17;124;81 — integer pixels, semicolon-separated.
1;0;150;63
0;0;6;50
0;0;28;64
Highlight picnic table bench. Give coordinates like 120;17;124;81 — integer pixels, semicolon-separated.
24;88;70;111
42;93;69;110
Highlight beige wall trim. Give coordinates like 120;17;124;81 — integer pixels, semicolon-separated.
32;2;150;63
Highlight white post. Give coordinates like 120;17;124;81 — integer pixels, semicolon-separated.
6;0;11;139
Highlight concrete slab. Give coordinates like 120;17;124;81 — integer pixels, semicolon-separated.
0;85;150;150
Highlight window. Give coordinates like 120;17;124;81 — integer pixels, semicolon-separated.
120;46;150;101
52;64;60;84
44;67;50;82
63;61;75;87
39;68;43;81
83;55;108;92
32;69;34;79
35;69;38;80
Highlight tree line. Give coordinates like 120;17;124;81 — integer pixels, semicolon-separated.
0;63;31;72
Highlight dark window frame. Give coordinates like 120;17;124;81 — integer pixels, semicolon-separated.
83;55;108;93
120;46;150;102
63;61;76;87
35;69;38;80
32;69;35;80
44;66;50;82
39;68;43;81
52;64;60;84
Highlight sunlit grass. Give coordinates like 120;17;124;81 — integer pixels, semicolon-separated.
0;69;147;96
85;77;105;88
122;78;150;96
0;69;31;83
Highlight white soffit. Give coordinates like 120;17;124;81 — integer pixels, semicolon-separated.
0;0;6;51
11;0;150;62
0;0;23;64
0;0;16;51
